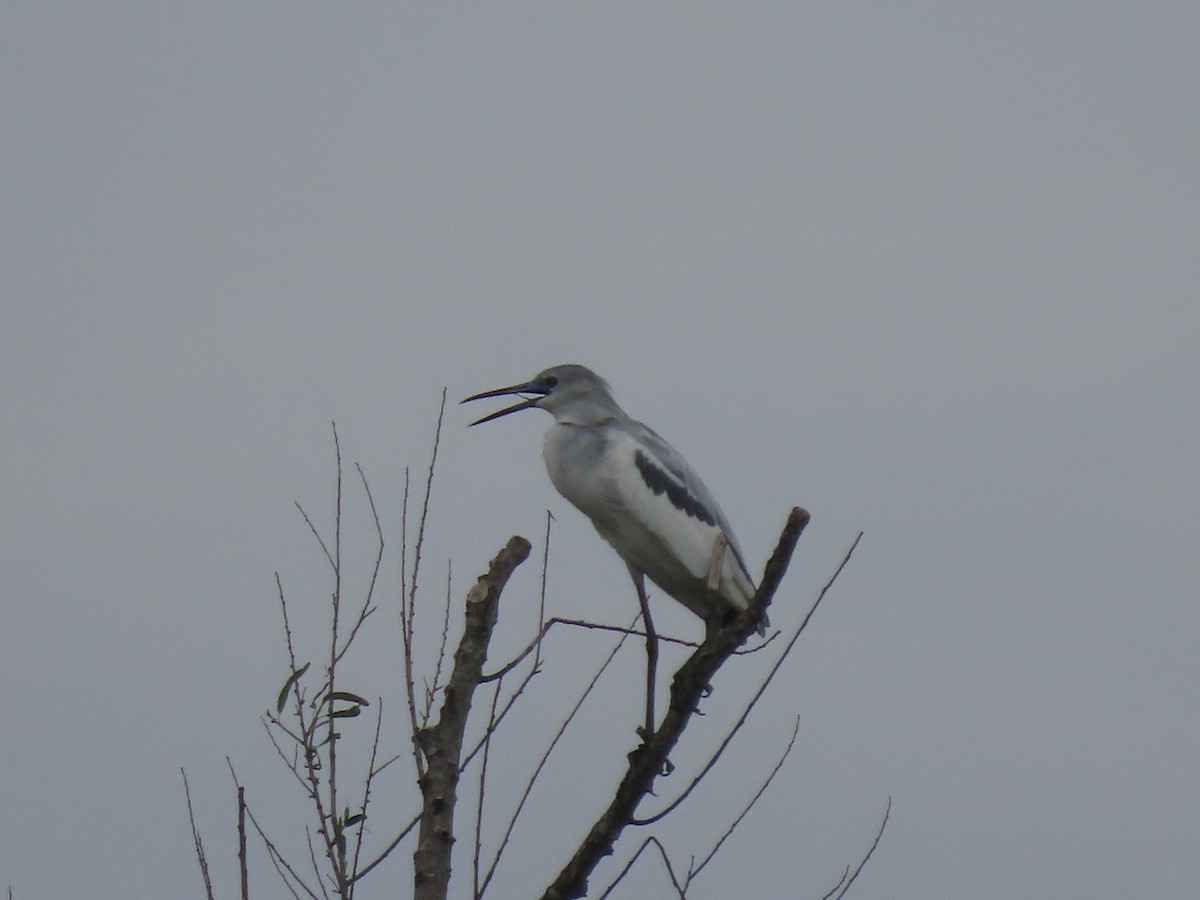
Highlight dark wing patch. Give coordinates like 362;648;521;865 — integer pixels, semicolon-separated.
634;449;717;526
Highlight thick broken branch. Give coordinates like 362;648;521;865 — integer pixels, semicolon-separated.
540;507;811;900
412;535;531;900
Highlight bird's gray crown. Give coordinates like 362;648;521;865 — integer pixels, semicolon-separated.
529;365;625;425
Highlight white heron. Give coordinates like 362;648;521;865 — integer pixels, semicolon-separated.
463;364;761;731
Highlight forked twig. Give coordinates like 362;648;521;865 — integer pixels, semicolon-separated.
822;798;891;900
333;462;385;666
597;836;686;900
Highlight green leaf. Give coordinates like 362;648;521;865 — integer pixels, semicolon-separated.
325;691;370;707
276;662;310;713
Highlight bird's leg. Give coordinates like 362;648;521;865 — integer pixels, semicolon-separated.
705;532;729;591
629;568;658;739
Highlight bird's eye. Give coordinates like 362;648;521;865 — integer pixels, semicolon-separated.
543;375;559;389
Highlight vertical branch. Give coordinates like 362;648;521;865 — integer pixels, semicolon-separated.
473;679;503;899
410;391;447;633
533;511;553;671
413;536;530;900
348;698;386;886
400;467;426;780
327;423;345;884
424;561;455;725
238;785;250;900
408;389;447;644
404;389;447;781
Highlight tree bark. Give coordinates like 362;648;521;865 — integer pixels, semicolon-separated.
413;535;531;900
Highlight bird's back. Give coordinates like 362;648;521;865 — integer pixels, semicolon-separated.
543;417;756;625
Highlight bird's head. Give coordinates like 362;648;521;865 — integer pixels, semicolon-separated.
462;364;621;426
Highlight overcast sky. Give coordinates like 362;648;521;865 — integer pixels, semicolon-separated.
3;4;1198;898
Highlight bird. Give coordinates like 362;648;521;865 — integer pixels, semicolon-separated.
461;364;760;639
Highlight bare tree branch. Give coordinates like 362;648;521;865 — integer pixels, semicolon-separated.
333;461;384;666
213;399;882;900
227;759;321;900
180;768;216;900
823;797;891;900
688;716;801;882
597;836;686;900
539;507;811;900
483;615;779;685
534;511;553;668
347;697;386;883
404;390;447;783
478;618;635;897
422;560;454;726
325;422;344;888
413;535;531;900
472;679;503;899
238;784;250;900
633;530;864;827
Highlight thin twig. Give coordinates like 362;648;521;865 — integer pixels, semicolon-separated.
597;837;686;900
399;467;425;781
271;572;336;881
473;679;503;899
688;716;801;881
347;812;422;886
333;462;385;665
408;388;447;644
824;797;891;900
295;500;336;572
227;759;321;900
482;618;696;684
304;824;330;900
348;697;386;886
423;560;454;726
479;623;634;896
403;390;447;781
325;422;344;886
459;625;549;774
180;768;215;900
534;510;553;670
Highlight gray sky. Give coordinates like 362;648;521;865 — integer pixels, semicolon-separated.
3;4;1197;898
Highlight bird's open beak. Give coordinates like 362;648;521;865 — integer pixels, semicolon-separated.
461;380;548;426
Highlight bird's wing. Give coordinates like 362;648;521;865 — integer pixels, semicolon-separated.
608;421;756;601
